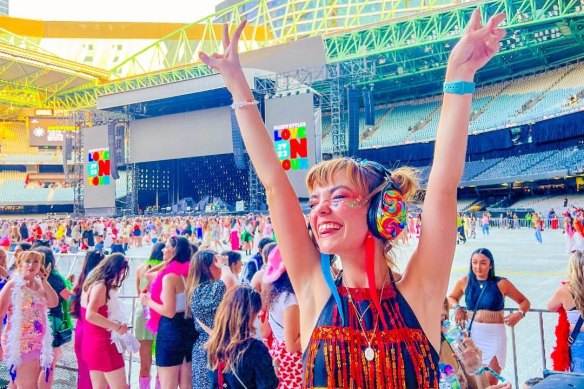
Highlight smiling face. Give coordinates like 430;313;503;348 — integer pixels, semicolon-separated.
308;173;370;255
18;251;43;278
471;253;492;280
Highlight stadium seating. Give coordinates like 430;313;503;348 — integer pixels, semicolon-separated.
0;122;63;165
508;193;584;214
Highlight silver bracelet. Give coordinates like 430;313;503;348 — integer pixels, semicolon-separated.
231;100;259;109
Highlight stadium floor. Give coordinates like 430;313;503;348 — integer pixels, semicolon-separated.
1;226;564;387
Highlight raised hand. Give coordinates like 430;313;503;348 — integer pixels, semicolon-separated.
447;9;506;81
38;263;52;282
199;21;248;90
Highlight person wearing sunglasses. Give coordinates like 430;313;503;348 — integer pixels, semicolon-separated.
200;8;506;388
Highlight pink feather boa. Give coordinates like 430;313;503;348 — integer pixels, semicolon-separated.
146;260;190;332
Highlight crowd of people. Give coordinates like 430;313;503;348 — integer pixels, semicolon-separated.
0;8;582;389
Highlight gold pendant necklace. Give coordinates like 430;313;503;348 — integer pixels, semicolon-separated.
343;275;387;362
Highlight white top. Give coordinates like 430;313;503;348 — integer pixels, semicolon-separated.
176;292;187;312
269;292;298;341
568;308;582;326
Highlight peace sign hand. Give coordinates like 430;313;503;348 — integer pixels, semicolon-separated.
199;21;248;91
447;10;506;81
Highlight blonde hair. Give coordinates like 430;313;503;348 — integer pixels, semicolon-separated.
206;285;262;372
567;251;584;316
306;157;420;257
16;250;45;270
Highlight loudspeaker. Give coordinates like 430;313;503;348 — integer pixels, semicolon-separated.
231;109;247;170
363;88;375;126
347;87;360;157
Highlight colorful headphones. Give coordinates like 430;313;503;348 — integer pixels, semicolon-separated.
362;160;408;241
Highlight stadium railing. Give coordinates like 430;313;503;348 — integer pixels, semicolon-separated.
1;252;572;388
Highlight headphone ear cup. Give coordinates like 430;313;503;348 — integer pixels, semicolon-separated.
367;191;383;240
369;182;408;240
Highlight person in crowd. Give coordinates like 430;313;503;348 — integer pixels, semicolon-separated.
34;246;73;389
241;237;273;284
71;249;106;389
457;213;467;244
0;247;9;287
223;250;243;283
199;10;507;387
133;219;143;247
564;211;575;254
448;248;531;385
187;249;237;389
0;250;59;388
207;285;279;389
469;214;477;239
482;212;490;236
19;220;29;241
238;219;251;255
135;242;165;389
81;253;130;389
263;245;302;388
533;213;544;244
229;219;240;251
140;236;196;389
249;242;278;293
547;250;584;372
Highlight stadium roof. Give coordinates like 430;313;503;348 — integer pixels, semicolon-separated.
0;0;582;114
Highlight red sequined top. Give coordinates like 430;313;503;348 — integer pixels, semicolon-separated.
302;275;439;388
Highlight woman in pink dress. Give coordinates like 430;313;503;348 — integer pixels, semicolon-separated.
0;250;59;388
81;253;130;389
230;218;240;251
71;249;106;389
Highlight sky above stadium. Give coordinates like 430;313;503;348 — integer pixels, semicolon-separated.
10;0;223;23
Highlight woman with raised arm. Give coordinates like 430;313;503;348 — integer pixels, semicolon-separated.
200;10;506;387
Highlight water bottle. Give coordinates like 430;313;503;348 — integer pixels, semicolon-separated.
442;320;464;357
142;305;150;320
442;320;481;374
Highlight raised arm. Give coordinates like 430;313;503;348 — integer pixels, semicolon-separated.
199;23;319;294
404;11;506;300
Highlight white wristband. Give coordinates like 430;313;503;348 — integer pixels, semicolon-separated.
231;100;259;109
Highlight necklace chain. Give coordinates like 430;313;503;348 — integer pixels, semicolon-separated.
342;272;388;361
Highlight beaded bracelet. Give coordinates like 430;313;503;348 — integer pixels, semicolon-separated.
474;366;506;382
231;100;259;109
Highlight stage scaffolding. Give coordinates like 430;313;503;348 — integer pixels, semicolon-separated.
248;59;376;209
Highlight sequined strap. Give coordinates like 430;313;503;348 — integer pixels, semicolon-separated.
338;284;397;301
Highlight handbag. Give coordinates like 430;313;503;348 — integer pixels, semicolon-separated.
50;315;73;348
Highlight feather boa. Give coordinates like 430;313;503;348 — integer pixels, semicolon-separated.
146;260;190;332
107;289;126;346
107;289;139;353
551;306;571;371
5;274;54;382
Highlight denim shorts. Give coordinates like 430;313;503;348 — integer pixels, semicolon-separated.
571;332;584;373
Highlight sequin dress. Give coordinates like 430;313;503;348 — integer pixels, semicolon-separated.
1;282;48;360
190;280;227;388
302;274;439;388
